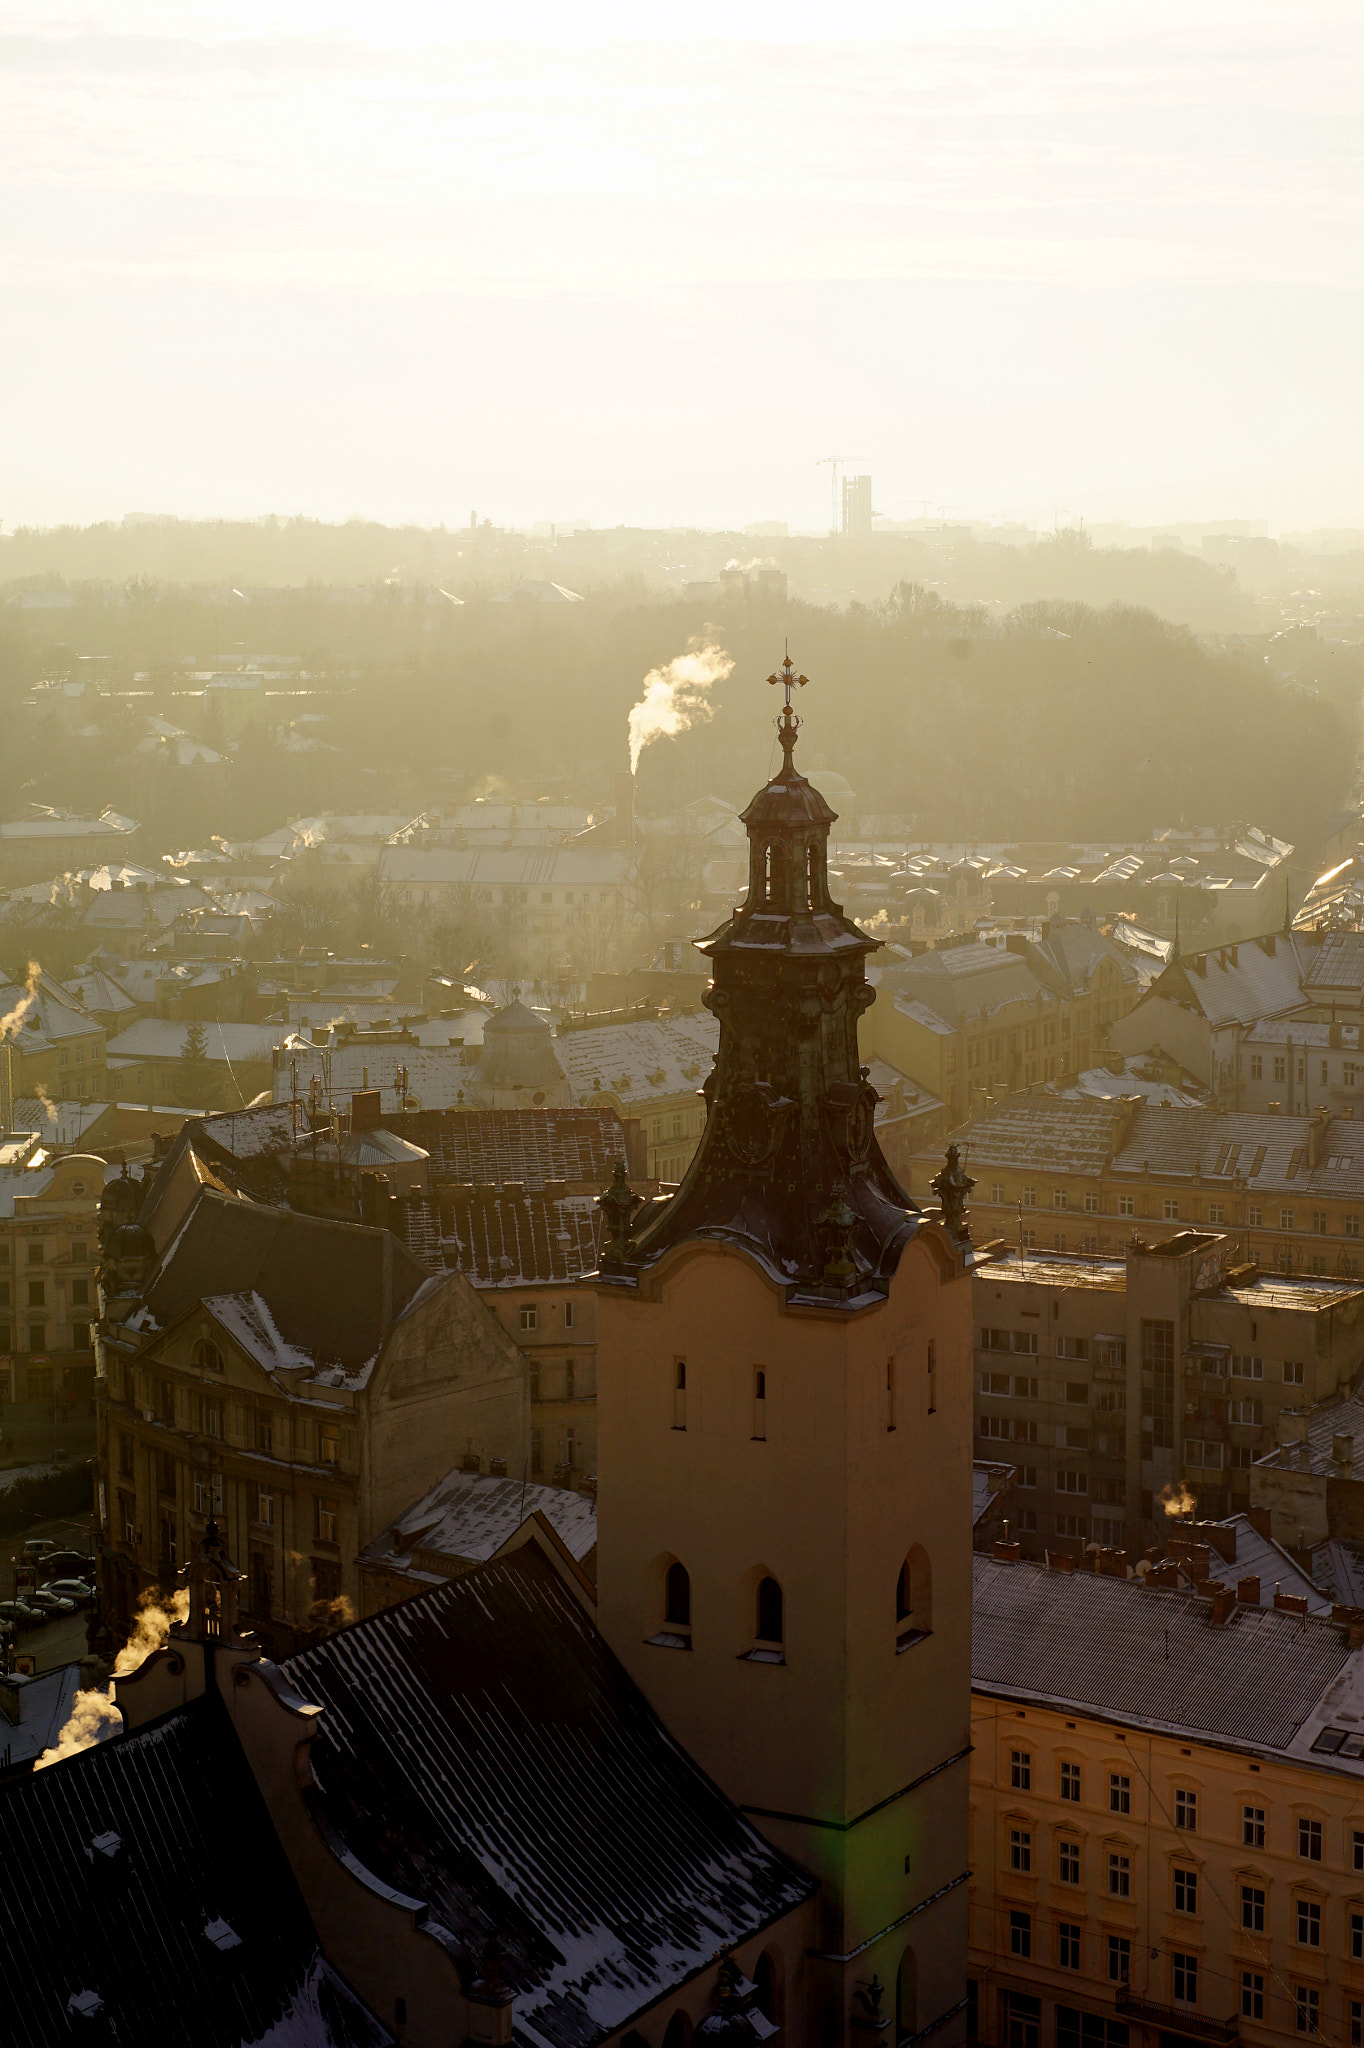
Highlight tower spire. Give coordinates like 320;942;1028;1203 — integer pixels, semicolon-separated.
616;653;924;1301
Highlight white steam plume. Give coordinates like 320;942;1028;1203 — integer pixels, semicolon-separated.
627;643;734;776
34;1587;189;1771
0;959;41;1039
1160;1480;1197;1519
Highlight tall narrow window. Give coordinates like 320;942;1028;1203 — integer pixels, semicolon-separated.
673;1358;686;1429
757;1575;783;1645
665;1561;691;1629
886;1355;896;1431
927;1340;937;1414
753;1367;766;1440
806;842;817;908
896;1545;932;1645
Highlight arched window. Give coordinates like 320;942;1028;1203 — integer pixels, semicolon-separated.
754;1950;780;2025
662;2013;691;2048
192;1338;224;1374
897;1547;931;1647
805;842;818;908
896;1949;917;2039
757;1575;783;1645
665;1561;691;1629
763;844;773;900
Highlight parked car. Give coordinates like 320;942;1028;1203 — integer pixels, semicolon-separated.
42;1551;94;1581
0;1600;43;1632
25;1589;75;1617
43;1578;93;1606
20;1539;57;1562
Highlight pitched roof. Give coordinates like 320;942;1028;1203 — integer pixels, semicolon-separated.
282;1544;815;2048
556;1015;719;1107
361;1469;598;1575
140;1188;427;1376
1133;934;1309;1028
1;1697;388;2048
972;1553;1352;1754
1111;1104;1364;1200
943;1096;1137;1177
389;1106;630;1190
391;1189;602;1285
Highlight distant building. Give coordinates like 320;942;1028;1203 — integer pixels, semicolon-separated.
379;843;642;974
865;923;1139;1122
0;1147;103;1408
914;1096;1364;1277
0;971;108;1114
971;1231;1364;1552
555;1011;717;1181
841;472;872;541
0;806;139;885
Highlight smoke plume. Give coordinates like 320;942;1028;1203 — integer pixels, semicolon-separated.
33;1587;191;1770
1160;1480;1196;1519
0;959;41;1039
627;643;734;775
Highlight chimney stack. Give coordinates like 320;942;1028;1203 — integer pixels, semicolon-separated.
615;768;636;849
1237;1576;1261;1605
351;1087;383;1132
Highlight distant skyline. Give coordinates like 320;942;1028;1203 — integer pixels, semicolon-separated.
2;1;1361;532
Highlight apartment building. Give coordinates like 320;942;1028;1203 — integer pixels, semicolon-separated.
865;922;1139;1125
915;1097;1364;1279
972;1231;1364;1552
95;1182;528;1655
0;1147;102;1406
0;971;107;1114
971;1548;1364;2047
0;806;139;884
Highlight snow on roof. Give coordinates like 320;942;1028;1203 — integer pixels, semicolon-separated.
203;1290;316;1377
366;1469;598;1572
555;1014;719;1105
106;1018;286;1063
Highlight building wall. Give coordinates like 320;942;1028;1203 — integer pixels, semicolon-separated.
595;1229;973;2046
361;1270;529;1539
479;1281;598;1487
971;1238;1364;1551
971;1680;1364;2047
0;1155;101;1404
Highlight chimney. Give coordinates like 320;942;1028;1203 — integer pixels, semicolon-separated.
1334;1434;1355;1471
1237;1576;1261;1605
1203;1522;1237;1565
1273;1589;1309;1617
614;768;636;849
351;1088;382;1132
1307;1108;1331;1169
622;1117;648;1179
1046;1549;1077;1573
1098;1548;1129;1577
993;1539;1022;1563
1210;1584;1235;1625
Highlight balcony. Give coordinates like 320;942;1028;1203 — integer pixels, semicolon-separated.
1115;1989;1237;2041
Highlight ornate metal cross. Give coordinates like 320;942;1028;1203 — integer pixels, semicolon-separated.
767;651;808;758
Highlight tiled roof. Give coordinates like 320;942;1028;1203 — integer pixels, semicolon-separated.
944;1097;1135;1176
1257;1387;1364;1479
1;1696;388;2047
1304;931;1364;992
390;1107;631;1190
972;1553;1352;1752
1134;936;1309;1028
391;1189;603;1285
282;1543;815;2048
273;1038;475;1114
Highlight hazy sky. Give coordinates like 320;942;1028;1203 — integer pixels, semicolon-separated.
3;1;1361;532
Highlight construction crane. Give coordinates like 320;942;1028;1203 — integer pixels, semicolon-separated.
815;456;866;537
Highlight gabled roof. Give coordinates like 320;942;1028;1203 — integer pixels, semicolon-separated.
2;1696;389;2047
282;1544;814;2048
361;1469;598;1575
556;1014;719;1107
1133;933;1309;1029
139;1188;427;1377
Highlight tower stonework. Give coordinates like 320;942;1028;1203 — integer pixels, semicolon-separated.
595;663;973;2048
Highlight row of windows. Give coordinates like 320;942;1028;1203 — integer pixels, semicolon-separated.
1008;1756;1361;1861
979;1182;1364;1236
659;1552;931;1654
517;1301;577;1333
1003;1915;1340;2033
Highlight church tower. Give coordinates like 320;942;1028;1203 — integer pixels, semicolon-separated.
595;660;974;2048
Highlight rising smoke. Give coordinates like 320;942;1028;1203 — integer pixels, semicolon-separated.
1160;1480;1197;1519
627;643;734;776
34;1588;190;1770
0;959;41;1039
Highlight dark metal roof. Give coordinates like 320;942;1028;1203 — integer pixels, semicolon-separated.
0;1696;389;2047
972;1554;1352;1751
389;1106;630;1191
282;1543;815;2048
143;1187;427;1373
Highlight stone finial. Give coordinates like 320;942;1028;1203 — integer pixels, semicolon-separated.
596;1159;643;1275
931;1142;975;1245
